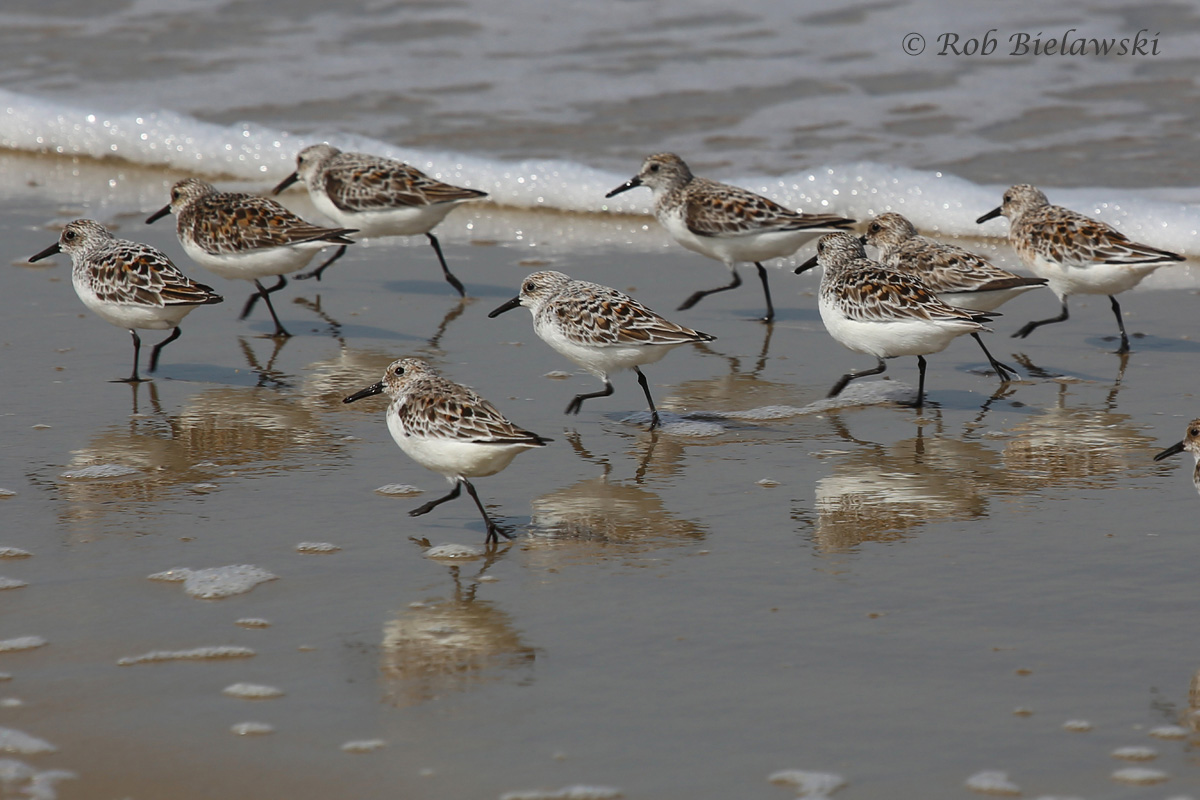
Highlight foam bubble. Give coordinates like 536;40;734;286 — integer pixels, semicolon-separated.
340;739;386;753
767;770;847;797
235;618;272;629
295;542;341;555
0;549;30;560
0;728;55;754
375;484;423;496
965;771;1021;796
0;490;15;498
499;787;623;800
1148;725;1188;740
1061;719;1092;732
1111;767;1168;785
58;464;140;480
148;566;277;599
0;578;27;591
117;646;255;666
0;759;74;799
0;637;46;653
425;544;486;560
1111;746;1157;761
222;683;284;700
230;722;275;736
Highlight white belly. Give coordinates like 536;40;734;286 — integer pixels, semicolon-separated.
1022;251;1165;299
534;319;678;378
312;189;460;238
819;296;979;359
659;211;822;267
388;413;533;480
181;237;327;281
74;281;195;331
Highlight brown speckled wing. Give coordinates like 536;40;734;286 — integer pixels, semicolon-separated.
90;243;220;307
323;156;486;213
831;262;988;324
684;178;854;238
1019;206;1183;266
186;193;352;254
893;238;1044;293
548;285;712;346
397;376;546;445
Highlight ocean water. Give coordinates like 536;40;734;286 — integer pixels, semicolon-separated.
4;3;1200;799
2;0;1199;247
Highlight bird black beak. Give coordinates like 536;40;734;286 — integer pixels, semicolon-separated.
794;254;819;275
976;207;1002;224
343;382;385;404
1154;440;1186;462
487;297;522;318
146;205;172;224
604;176;642;199
272;172;300;195
29;242;61;263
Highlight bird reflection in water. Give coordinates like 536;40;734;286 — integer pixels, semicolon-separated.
52;378;345;532
381;551;535;707
1000;373;1161;492
526;432;706;556
809;415;1001;552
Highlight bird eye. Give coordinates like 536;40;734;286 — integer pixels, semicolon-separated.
817;241;825;253
393;365;405;376
868;222;880;233
63;230;76;241
1003;193;1011;203
1191;428;1199;437
648;163;660;173
524;281;536;293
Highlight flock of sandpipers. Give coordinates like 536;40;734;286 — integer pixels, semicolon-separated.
26;146;1197;541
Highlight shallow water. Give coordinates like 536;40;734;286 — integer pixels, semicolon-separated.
4;155;1200;797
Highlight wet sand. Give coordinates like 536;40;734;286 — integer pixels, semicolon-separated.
2;155;1199;799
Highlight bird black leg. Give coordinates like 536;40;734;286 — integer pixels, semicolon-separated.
677;269;742;311
148;327;183;373
828;358;887;397
294;245;347;281
427;233;466;298
1013;298;1069;340
410;482;462;517
116;330;145;383
909;355;928;408
1108;295;1131;355
463;479;512;544
241;277;292;338
634;367;660;429
753;262;775;323
565;380;615;415
970;332;1018;383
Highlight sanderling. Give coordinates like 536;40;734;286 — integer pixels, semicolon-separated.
29;219;223;382
1154;419;1200;494
488;270;715;428
343;357;550;544
861;211;1047;381
146;178;357;338
795;232;995;407
272;144;488;293
977;184;1184;354
605;153;855;322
